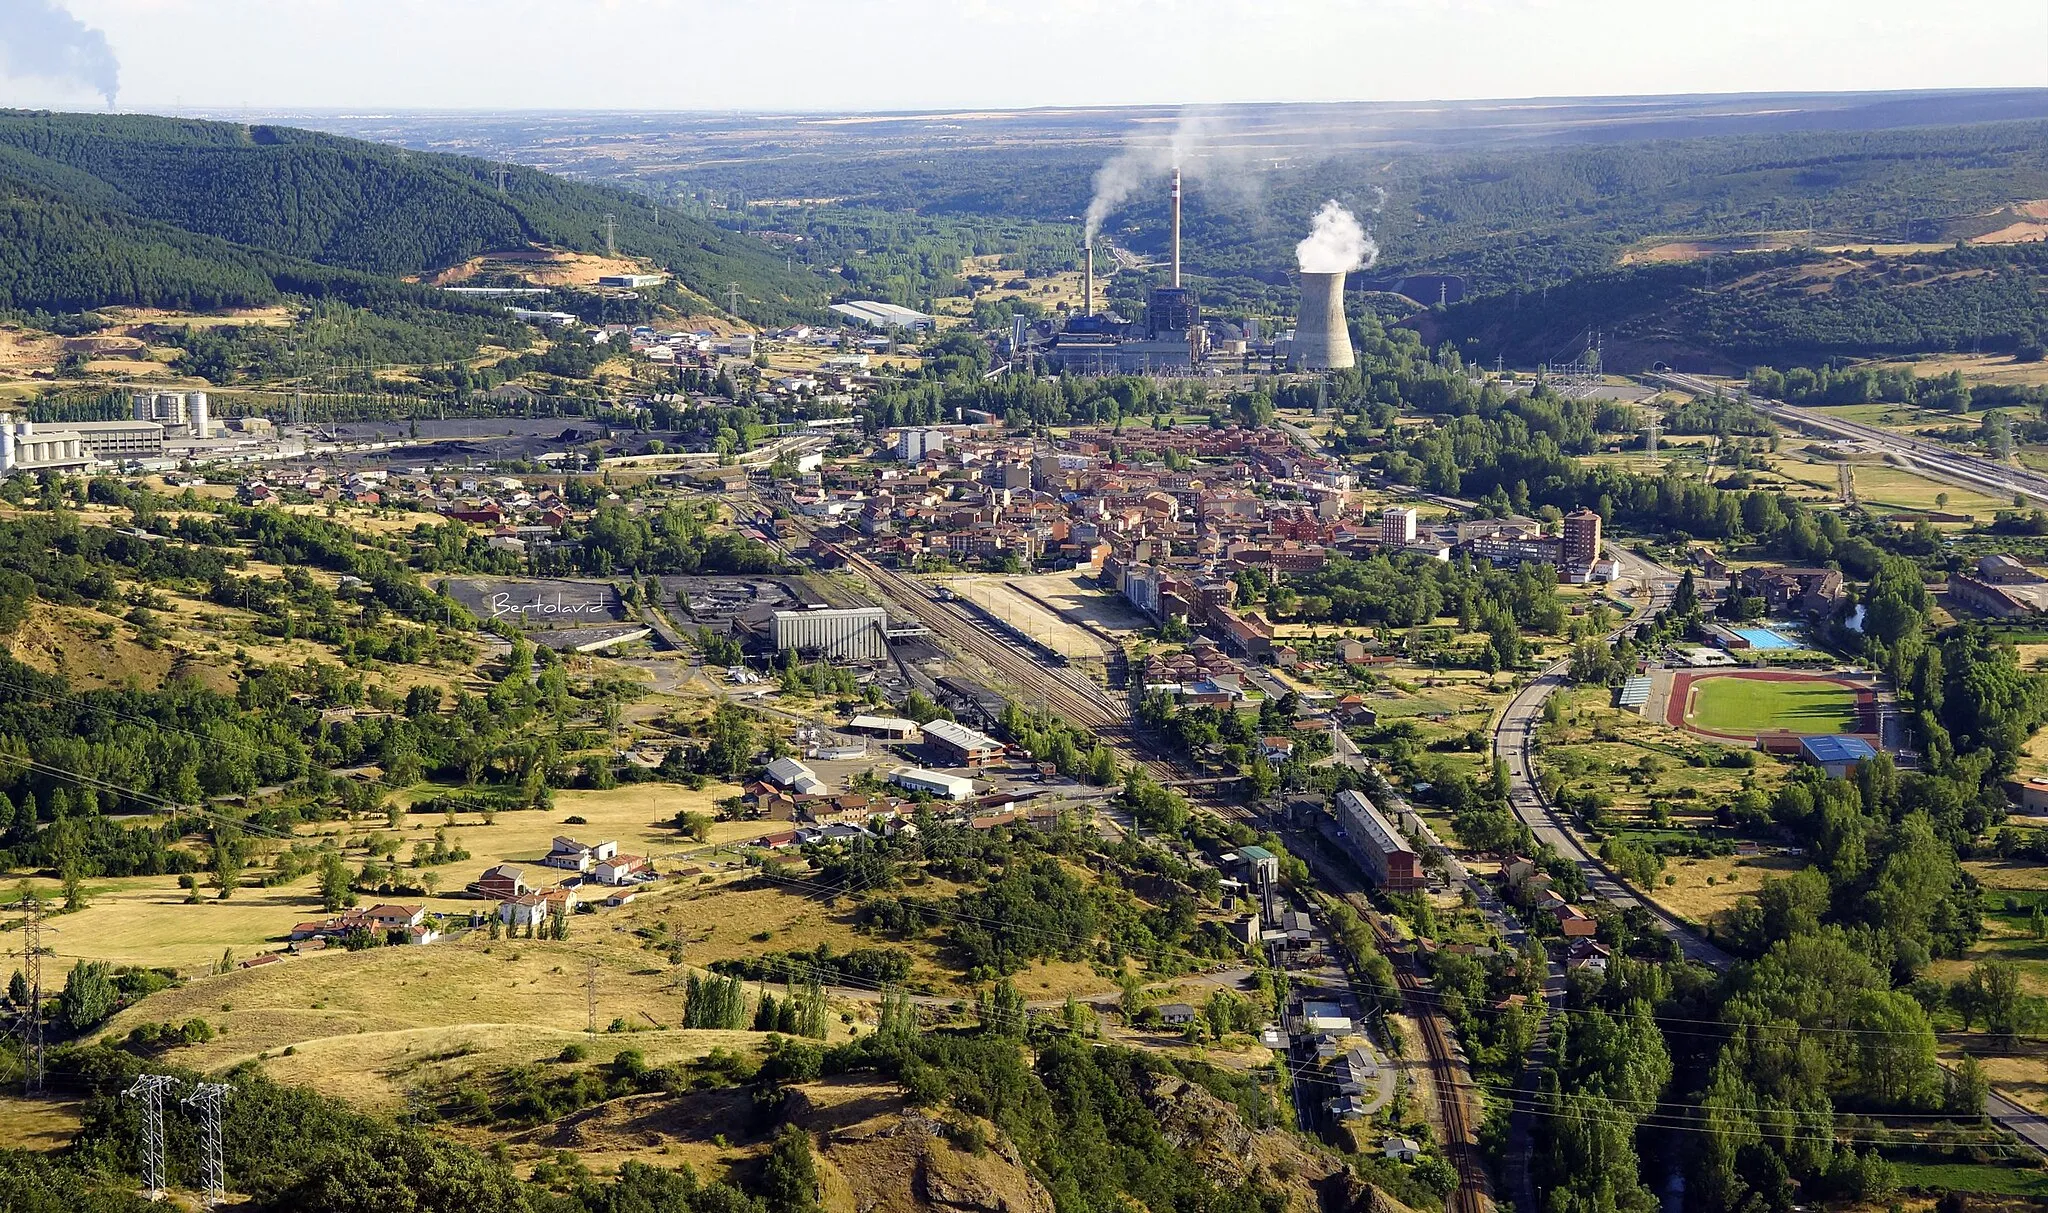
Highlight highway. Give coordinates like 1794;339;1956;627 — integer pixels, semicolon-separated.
1650;371;2048;506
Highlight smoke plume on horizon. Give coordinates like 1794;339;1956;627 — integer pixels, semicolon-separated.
0;0;120;109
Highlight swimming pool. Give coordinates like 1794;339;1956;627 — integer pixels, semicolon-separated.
1733;627;1799;651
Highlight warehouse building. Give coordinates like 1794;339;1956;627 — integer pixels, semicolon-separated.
769;606;889;662
846;715;920;740
71;420;166;461
922;718;1006;768
890;767;975;800
1333;789;1423;892
830;300;934;331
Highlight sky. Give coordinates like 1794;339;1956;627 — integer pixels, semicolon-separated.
3;0;2045;113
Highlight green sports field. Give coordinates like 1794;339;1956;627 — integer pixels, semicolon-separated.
1684;675;1860;736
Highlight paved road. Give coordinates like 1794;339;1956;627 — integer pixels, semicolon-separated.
1492;560;1734;969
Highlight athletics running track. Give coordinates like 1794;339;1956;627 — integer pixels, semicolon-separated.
1665;668;1877;743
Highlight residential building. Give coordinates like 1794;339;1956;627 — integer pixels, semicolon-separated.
1333;789;1424;892
1380;506;1418;549
1561;508;1602;572
1550;900;1598;938
593;854;651;885
473;863;529;900
543;836;619;873
1734;566;1846;617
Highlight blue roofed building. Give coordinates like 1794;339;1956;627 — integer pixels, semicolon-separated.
1800;735;1877;778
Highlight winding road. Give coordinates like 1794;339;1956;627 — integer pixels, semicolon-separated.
1490;539;2048;1158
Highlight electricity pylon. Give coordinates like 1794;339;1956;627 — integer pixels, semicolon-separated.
183;1082;234;1209
122;1074;181;1201
9;895;46;1092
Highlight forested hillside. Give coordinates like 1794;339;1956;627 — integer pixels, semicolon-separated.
658;118;2048;304
1424;242;2048;367
0;111;826;321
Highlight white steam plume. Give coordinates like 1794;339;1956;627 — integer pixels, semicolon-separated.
1082;109;1250;242
1296;200;1378;274
0;0;120;109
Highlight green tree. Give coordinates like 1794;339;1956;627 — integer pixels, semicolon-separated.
57;959;116;1032
760;1126;820;1213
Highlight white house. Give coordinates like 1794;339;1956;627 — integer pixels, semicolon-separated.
543;837;619;873
593;854;651;886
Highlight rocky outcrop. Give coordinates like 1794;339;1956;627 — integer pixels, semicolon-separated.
786;1081;1053;1213
1140;1072;1257;1181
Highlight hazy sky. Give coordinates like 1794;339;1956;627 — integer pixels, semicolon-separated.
6;0;2046;113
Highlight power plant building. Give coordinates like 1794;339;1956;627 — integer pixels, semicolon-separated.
1333;789;1423;892
131;391;212;437
70;420;167;460
0;417;91;474
830;301;934;331
770;607;890;662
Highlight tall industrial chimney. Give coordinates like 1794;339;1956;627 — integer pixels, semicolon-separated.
1083;240;1094;317
1291;272;1355;371
1169;167;1182;289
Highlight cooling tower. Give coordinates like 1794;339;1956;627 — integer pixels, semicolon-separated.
1291;271;1354;370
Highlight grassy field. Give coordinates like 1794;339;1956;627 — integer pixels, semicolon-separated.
94;938;856;1111
1684;675;1858;735
1536;687;1795;927
1887;1160;2048;1197
1655;853;1803;922
3;781;746;971
1840;463;2015;516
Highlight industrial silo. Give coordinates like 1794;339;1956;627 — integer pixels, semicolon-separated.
1290;271;1354;370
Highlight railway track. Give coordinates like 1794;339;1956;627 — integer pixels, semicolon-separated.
1341;894;1493;1211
